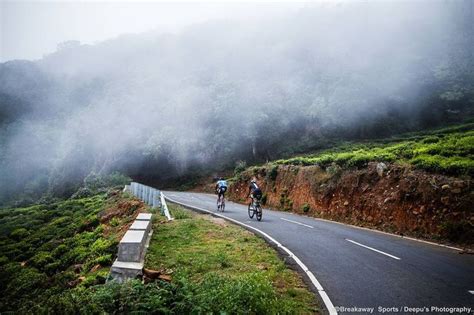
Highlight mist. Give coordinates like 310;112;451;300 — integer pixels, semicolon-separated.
1;1;473;205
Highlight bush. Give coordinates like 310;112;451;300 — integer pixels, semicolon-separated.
30;252;55;270
302;203;310;213
94;254;112;266
71;187;94;199
267;165;278;181
83;172;131;192
234;160;247;176
10;228;29;240
91;238;114;255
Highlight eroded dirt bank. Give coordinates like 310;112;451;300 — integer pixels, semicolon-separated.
227;163;473;246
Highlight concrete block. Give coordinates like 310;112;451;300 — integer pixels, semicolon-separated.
136;213;152;221
110;260;143;283
118;230;147;262
129;219;152;234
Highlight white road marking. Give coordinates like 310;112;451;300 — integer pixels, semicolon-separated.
281;217;314;229
469;290;474;295
164;194;338;315
346;239;401;260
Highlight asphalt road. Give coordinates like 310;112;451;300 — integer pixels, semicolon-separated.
163;191;474;315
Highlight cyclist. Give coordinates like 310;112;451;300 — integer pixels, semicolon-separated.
248;178;262;204
215;177;228;206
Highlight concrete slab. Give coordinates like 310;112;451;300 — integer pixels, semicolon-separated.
112;260;143;270
136;213;152;221
121;230;146;243
118;230;147;262
110;260;143;283
130;220;151;234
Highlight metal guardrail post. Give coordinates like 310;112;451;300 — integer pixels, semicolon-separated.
126;183;171;220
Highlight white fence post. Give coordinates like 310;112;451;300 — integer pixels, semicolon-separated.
160;192;172;221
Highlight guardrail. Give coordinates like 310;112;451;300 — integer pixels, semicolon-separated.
124;182;172;221
110;182;172;282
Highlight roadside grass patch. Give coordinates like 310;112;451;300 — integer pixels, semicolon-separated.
145;204;318;314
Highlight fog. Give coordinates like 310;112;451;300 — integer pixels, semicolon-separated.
0;1;473;204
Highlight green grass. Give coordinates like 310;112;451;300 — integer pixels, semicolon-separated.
273;123;474;176
145;204;318;314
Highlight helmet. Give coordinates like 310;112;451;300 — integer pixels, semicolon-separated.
251;179;256;183
219;177;224;180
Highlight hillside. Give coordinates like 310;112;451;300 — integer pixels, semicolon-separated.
1;1;474;207
0;190;148;312
226;123;474;246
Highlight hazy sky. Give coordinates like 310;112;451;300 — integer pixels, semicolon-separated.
0;0;308;62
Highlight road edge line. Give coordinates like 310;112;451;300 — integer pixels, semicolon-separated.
163;194;338;315
220;195;463;252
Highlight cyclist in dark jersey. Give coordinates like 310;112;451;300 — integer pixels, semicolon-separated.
248;178;262;202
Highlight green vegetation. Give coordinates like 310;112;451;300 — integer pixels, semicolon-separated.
145;205;318;314
0;190;141;313
302;203;311;213
0;193;317;314
234;160;248;176
273;123;474;176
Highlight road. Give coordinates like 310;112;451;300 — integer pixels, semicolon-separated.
163;191;474;315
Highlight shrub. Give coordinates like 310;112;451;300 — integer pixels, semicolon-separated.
94;254;113;266
268;165;278;181
110;217;120;227
302;203;310;213
83;172;131;192
91;238;114;255
10;228;29;240
30;252;55;270
234;160;247;176
71;187;93;199
52;244;68;257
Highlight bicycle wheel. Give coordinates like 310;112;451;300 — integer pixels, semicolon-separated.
221;200;225;212
248;203;255;219
256;205;262;221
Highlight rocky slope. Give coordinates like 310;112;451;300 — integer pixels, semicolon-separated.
228;162;473;246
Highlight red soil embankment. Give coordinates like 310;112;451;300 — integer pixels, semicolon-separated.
228;162;473;246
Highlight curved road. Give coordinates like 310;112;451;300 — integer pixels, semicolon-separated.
164;191;474;315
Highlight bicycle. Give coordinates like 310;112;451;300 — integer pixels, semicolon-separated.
248;197;262;221
217;194;225;212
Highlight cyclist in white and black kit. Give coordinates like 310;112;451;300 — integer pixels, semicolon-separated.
215;177;228;201
248;178;262;202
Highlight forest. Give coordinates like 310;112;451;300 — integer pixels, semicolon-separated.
0;1;473;206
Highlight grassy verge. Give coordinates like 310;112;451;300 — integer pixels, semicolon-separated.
145;204;318;314
271;123;473;176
